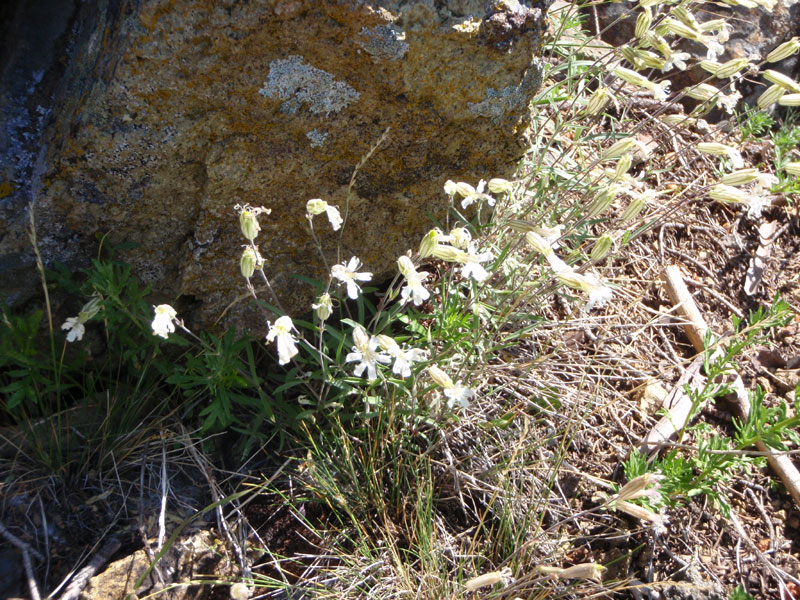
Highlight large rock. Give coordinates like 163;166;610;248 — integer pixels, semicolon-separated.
0;0;545;329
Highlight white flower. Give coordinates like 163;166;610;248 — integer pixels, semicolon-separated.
392;347;426;378
534;224;564;248
306;198;327;216
306;198;342;231
458;180;496;208
346;326;390;380
717;89;742;114
746;195;770;219
582;274;614;312
324;204;343;230
460;246;492;282
61;317;85;342
332;257;373;299
461;260;489;282
546;252;572;274
312;293;333;321
448;227;472;250
556;272;613;311
427;366;473;409
400;269;431;306
443;180;458;196
444;383;474;409
664;51;691;71
377;335;425;378
613;500;669;534
61;296;103;342
266;316;299;365
151;304;178;339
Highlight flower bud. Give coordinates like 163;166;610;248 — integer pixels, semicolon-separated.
696;142;735;157
673;5;700;29
662;17;700;41
603;138;636;161
306;198;327;216
698;19;727;32
443;180;458;196
660;114;695;128
637;50;666;70
428;365;454;389
758;84;785;109
763;70;800;93
685;83;719;102
487;178;513;194
431;244;465;262
635;7;652;39
620;194;646;223
714;58;751;79
720;168;759;186
240;246;259;279
614;154;632;179
785;162;800;176
620;45;640;67
556;270;590;292
419;228;441;258
454;182;476;198
613;66;650;88
778;93;800;106
766;37;800;63
709;184;750;205
591;234;614;260
699;60;720;76
312;293;333;321
526;231;552;255
587;185;618;218
239;208;261;241
397;255;416;278
585;87;611;115
508;219;535;233
376;334;399;353
78;296;102;322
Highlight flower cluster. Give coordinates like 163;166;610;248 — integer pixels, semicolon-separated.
526;231;614;312
345;327;425;381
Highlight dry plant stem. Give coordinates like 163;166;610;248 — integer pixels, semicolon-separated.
157;434;168;552
660;266;800;509
662;265;711;351
27;203;53;334
183;431;251;580
639;354;705;455
0;519;43;600
58;537;122;600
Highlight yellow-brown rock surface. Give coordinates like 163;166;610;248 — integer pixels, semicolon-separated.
2;0;545;329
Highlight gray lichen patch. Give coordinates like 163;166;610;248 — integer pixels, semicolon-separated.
467;61;544;121
357;26;409;61
259;55;360;116
306;128;329;148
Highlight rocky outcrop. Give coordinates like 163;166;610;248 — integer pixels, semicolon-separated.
0;0;546;329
